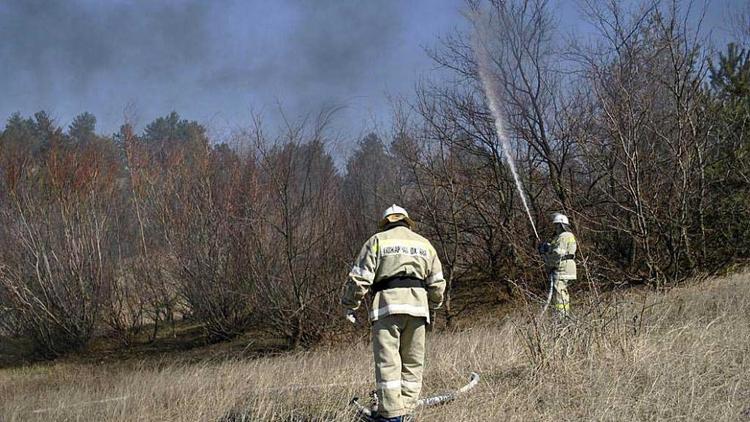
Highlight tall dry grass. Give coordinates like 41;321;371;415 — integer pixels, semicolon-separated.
2;272;749;421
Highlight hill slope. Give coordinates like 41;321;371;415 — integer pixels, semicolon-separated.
2;272;750;421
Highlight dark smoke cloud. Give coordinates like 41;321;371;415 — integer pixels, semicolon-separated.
0;0;432;135
0;0;740;138
280;1;402;109
0;1;215;126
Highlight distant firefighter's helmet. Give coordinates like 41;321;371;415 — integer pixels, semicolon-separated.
552;213;569;225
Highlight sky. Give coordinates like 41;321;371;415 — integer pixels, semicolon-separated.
0;0;745;144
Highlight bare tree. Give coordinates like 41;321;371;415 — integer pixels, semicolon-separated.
573;0;712;284
342;132;401;255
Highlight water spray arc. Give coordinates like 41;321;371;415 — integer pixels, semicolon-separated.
472;16;555;315
472;20;540;241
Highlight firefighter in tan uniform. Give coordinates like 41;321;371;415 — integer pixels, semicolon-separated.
540;213;577;315
342;205;446;422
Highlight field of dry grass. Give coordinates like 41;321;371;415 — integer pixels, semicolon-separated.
2;271;750;421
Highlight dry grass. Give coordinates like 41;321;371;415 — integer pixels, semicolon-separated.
2;272;750;421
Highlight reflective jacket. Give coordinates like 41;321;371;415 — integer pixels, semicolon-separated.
341;224;446;322
544;231;577;280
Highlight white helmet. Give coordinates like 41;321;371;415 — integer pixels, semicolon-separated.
379;204;415;229
552;213;569;225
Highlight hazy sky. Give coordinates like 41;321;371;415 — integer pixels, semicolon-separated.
0;0;744;141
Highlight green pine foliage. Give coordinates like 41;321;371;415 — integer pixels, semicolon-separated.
705;43;750;266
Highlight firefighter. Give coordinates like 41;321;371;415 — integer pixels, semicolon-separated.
539;213;577;315
342;205;446;422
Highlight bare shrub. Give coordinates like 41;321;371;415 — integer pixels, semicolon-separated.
107;123;180;344
0;141;118;356
250;113;346;348
155;138;256;341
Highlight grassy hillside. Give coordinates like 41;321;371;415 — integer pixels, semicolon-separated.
2;272;750;421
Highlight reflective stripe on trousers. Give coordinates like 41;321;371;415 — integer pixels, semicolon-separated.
372;314;426;418
550;272;571;314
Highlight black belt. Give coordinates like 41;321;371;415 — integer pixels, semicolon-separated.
562;254;575;260
372;276;426;293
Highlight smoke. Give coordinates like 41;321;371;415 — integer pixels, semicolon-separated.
256;1;403;113
0;0;423;133
0;1;213;123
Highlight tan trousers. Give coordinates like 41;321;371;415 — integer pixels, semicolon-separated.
551;272;570;314
372;314;426;418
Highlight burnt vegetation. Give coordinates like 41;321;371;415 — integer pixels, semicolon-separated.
0;0;748;359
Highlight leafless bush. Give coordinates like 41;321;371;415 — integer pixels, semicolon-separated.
153;136;256;341
108;123;180;343
0;141;118;356
249;112;347;348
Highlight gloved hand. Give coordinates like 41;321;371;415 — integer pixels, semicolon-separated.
537;242;551;254
345;309;357;324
